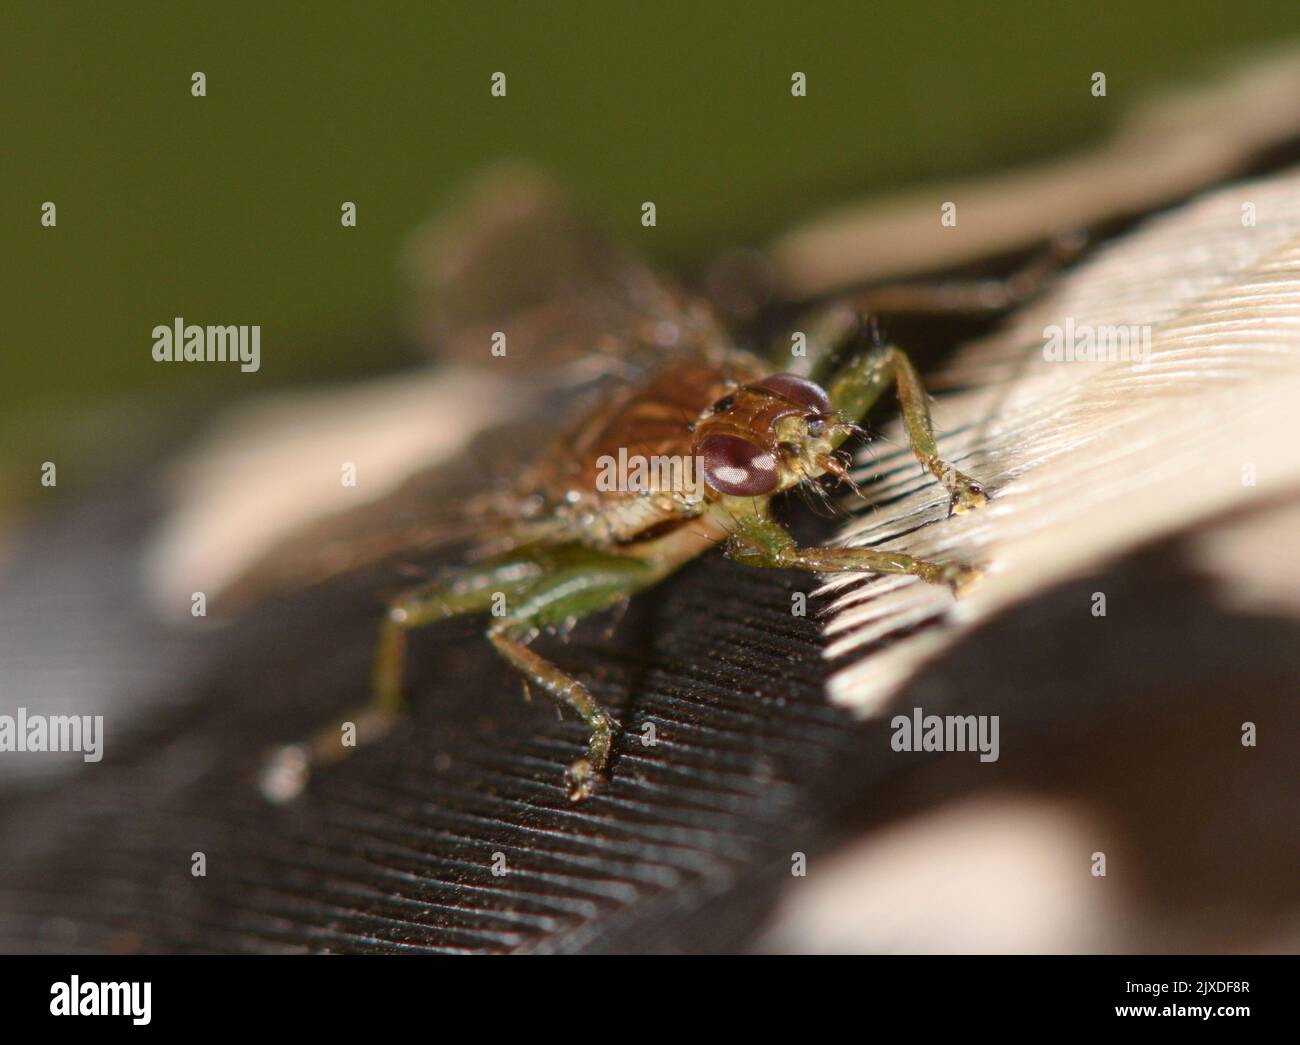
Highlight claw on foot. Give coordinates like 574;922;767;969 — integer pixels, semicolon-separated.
565;756;605;802
948;478;989;516
940;562;983;597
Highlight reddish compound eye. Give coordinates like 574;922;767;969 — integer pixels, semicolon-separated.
697;434;780;496
755;374;833;415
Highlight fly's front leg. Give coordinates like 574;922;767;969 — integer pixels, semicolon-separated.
782;311;988;514
258;554;545;803
723;497;980;595
827;340;988;515
771;236;1086;509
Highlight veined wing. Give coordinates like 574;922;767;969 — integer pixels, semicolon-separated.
153;166;731;616
401;161;730;380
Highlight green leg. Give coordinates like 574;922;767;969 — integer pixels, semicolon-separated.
778;312;989;514
481;548;657;800
488;626;616;801
259;551;545;802
769;236;1087;511
369;555;549;720
259;545;655;803
822;340;988;515
834;232;1084;317
771;308;988;513
722;497;979;595
770;232;1086;374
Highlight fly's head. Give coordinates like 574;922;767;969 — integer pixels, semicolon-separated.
691;373;858;499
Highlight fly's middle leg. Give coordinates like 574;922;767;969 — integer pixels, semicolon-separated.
488;625;615;801
480;549;657;801
770;231;1086;376
833;230;1086;318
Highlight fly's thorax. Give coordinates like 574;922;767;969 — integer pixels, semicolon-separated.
690;373;838;497
518;354;771;546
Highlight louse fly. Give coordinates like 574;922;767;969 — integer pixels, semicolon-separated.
248;165;1076;803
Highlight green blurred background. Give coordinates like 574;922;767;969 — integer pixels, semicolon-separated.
4;1;1300;513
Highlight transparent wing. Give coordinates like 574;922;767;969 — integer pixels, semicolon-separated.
401;161;728;377
182;166;727;614
210;418;535;613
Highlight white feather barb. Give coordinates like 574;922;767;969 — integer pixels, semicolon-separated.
826;166;1300;713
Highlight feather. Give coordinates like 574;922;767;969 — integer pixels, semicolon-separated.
824;164;1300;713
767;47;1300;297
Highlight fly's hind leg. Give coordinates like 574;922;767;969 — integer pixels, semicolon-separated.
259;545;656;804
258;554;547;803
